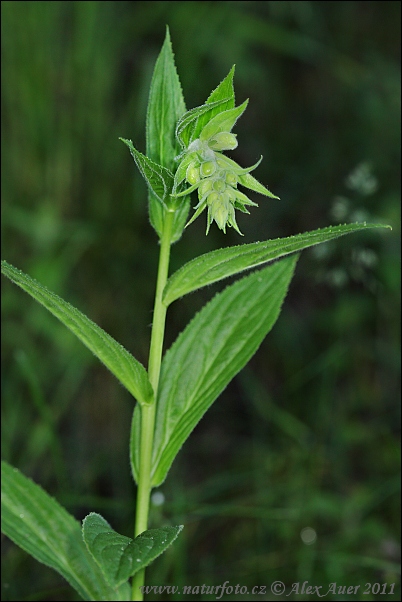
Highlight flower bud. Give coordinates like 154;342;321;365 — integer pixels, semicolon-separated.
226;186;237;202
208;132;238;151
209;193;230;231
206;191;220;206
186;162;201;185
200;160;217;178
213;179;226;193
225;171;238;187
198;179;213;198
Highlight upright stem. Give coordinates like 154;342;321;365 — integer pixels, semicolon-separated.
131;210;174;601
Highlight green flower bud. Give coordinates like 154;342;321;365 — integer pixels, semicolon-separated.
216;157;228;169
200;160;217;178
181;95;277;236
198;179;213;198
208;132;238;151
206;191;220;206
213;179;226;193
225;171;238;187
225;186;237;202
186;162;201;185
209;193;230;231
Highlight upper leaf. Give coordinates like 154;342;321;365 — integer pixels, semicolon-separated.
192;65;236;138
120;138;174;207
163;222;390;306
1;260;153;406
83;513;183;588
148;255;298;486
146;26;186;171
145;27;187;241
1;462;129;601
199;100;248;141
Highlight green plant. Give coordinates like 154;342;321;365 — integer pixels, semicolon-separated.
1;28;391;601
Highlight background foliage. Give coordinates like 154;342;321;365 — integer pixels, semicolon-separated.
1;2;400;600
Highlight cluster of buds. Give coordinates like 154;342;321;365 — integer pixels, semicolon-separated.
172;100;278;235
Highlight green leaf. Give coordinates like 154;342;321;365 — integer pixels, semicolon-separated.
1;260;153;406
199;100;248;141
120;137;190;243
238;170;279;197
176;98;230;149
170;195;192;244
1;462;130;601
149;254;299;486
148;192;164;238
193;65;236;137
163;222;390;306
145;27;188;241
83;513;183;588
146;26;186;171
120;138;174;207
148;192;191;244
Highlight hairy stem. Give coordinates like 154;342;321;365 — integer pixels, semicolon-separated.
131;210;174;601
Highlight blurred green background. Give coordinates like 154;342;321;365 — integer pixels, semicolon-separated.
1;1;400;600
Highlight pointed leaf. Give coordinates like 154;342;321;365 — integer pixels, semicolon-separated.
1;462;129;601
83;513;183;588
121;138;190;243
238;170;279;197
146;26;186;171
120;138;174;206
145;27;187;240
163;222;390;306
199;100;248;141
149;255;298;486
193;65;236;137
1;260;153;406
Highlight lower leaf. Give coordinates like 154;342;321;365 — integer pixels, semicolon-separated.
82;513;183;587
1;461;129;601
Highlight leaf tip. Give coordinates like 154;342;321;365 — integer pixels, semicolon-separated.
163;24;171;44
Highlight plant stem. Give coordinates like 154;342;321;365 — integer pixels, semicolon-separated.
131;210;175;601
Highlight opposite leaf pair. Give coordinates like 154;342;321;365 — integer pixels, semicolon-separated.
1;461;181;601
83;513;182;589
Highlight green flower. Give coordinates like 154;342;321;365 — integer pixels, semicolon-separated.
172;103;279;235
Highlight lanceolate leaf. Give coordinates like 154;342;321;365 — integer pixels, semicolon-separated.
199;100;248;141
146;26;186;171
148;254;298;486
83;513;183;588
193;65;236;137
1;261;153;406
163;222;390;306
145;27;190;242
1;462;130;601
238;169;279;197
